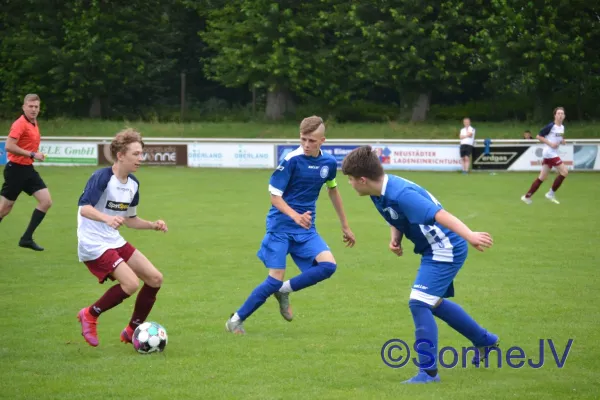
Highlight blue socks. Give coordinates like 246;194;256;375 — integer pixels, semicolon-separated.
235;263;337;322
432;299;491;347
409;299;438;371
288;262;336;292
409;298;495;373
236;276;283;321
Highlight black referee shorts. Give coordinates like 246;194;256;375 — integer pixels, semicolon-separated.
1;162;47;201
459;144;473;158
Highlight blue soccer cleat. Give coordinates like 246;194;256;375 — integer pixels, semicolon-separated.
402;370;441;384
472;334;500;367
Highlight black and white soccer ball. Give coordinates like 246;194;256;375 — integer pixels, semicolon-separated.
133;321;168;354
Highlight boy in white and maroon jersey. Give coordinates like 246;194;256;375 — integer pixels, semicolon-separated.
76;128;168;347
521;107;568;205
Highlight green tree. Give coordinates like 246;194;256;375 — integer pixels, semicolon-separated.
200;0;359;120
54;0;178;117
475;0;599;120
344;1;490;122
0;1;64;116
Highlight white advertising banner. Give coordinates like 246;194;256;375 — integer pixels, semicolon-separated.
37;141;98;166
508;144;574;171
370;144;462;171
573;145;600;170
188;143;274;168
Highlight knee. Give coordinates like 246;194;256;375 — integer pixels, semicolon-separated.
121;279;140;295
264;275;283;294
148;271;163;288
561;170;568;177
320;262;337;279
0;203;13;217
40;198;52;211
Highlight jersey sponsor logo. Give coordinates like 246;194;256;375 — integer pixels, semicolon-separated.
320;165;329;178
106;200;130;211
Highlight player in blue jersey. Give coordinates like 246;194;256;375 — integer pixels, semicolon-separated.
226;116;356;334
341;146;498;384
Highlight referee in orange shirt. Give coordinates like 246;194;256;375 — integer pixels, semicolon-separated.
0;94;52;251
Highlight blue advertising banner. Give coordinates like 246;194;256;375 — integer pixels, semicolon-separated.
0;142;6;165
276;145;360;168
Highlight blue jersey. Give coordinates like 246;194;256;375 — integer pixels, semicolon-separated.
370;175;466;262
266;147;337;234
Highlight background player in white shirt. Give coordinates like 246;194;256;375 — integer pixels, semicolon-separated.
76;129;168;347
521;107;568;205
459;118;475;174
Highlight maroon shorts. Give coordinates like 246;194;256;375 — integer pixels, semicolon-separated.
84;243;137;283
542;157;563;168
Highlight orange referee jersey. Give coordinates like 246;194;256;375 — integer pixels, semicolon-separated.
7;115;40;166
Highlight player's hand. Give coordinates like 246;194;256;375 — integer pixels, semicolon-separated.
293;211;312;229
467;232;493;252
561;138;566;145
342;227;356;248
33;152;45;161
106;216;124;230
152;220;168;232
389;239;403;256
550;142;559;149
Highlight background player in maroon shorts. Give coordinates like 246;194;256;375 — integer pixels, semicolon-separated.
76;129;168;347
521;107;568;205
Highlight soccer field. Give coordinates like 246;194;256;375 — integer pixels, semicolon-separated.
1;167;598;399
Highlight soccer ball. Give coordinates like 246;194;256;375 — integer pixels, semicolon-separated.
132;321;168;354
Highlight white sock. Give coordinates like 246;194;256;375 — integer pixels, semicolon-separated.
279;281;293;293
549;189;555;195
230;313;240;322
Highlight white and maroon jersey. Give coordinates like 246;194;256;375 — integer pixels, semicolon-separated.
539;122;564;159
77;167;140;262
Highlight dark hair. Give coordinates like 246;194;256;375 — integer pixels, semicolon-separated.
553;107;565;116
341;145;384;180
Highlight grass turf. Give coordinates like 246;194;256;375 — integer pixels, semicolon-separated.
0;167;598;399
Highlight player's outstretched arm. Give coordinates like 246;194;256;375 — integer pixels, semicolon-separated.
327;187;355;247
271;195;312;229
80;205;124;230
123;216;168;232
434;209;493;252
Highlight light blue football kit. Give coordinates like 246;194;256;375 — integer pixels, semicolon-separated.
371;174;498;383
235;147;339;322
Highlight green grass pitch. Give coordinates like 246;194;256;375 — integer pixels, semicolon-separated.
1;166;599;399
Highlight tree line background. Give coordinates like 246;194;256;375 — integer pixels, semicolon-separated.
1;0;598;123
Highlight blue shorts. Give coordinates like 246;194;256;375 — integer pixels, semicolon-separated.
412;245;468;299
257;232;330;271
